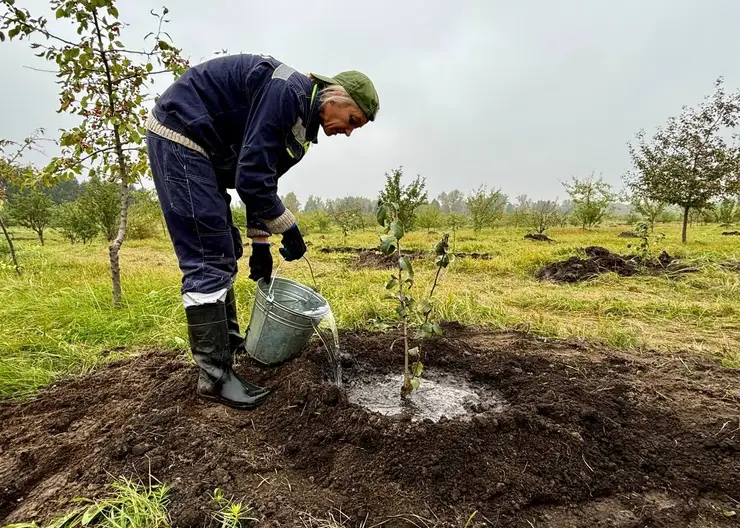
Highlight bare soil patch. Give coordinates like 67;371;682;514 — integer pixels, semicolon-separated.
1;326;739;527
319;247;493;270
524;233;556;243
536;246;700;283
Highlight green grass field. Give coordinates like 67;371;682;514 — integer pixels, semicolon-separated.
1;222;739;400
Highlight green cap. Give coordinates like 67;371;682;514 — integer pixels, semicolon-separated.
311;70;380;121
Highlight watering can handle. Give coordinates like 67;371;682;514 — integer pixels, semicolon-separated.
266;255;318;300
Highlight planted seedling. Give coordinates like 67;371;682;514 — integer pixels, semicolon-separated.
376;199;454;397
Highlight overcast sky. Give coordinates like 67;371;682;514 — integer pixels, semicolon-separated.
2;0;740;204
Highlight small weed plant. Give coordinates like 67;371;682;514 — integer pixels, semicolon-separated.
376;199;453;396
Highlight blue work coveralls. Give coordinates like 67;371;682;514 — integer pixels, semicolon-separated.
145;54;321;300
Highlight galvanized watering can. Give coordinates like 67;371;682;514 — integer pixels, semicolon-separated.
246;257;331;366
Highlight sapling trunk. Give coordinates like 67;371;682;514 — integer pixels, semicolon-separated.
0;217;21;275
682;205;690;244
397;240;411;396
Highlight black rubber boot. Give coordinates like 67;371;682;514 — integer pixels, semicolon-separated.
185;301;270;410
225;286;247;357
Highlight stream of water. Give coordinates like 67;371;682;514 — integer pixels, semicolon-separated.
311;308;342;387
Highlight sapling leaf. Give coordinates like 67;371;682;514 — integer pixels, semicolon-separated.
411;361;424;377
406;295;417;312
410;378;420;390
408;347;420;359
420;322;434;337
419;299;433;315
390;220;404;240
399;256;414;278
379;235;396;255
395;306;407;318
376;203;388;226
385;277;398;290
432;322;443;335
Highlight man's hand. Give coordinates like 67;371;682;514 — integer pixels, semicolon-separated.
248;242;273;282
279;223;307;261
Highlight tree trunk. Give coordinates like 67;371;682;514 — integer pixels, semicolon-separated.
109;180;130;307
1;216;21;275
37;229;44;246
682;205;690;244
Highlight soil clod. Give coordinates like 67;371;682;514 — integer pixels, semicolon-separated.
524;233;556;242
536;246;699;283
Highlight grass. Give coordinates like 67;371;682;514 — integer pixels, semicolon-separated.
1;221;739;399
3;475;171;528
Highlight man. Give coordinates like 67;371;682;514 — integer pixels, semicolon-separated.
145;53;379;410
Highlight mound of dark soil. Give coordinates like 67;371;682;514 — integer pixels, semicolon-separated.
2;326;739;527
536;246;698;283
722;231;740;236
319;247;493;269
524;233;556;243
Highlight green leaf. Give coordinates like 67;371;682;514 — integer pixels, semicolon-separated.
109;6;119;17
411;361;423;377
376;203;388;226
385;277;398;290
406;295;417;312
399;256;414;279
410;377;420;390
8;26;20;38
81;503;104;525
419;299;433;315
723;511;736;518
395;305;407;318
432;322;443;335
158;39;170;50
408;346;419;358
390;220;404;240
0;31;4;42
420;322;434;338
55;7;65;18
146;62;153;72
379;234;396;255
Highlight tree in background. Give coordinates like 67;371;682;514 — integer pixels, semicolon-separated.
281;191;301;213
437;189;467;215
6;189;54;245
303;194;325;213
562;173;615;229
126;189;162;240
445;213;466;251
415;203;443;233
377;166;427;231
630;194;666;232
78;174;121;242
465;185;507;232
715;198;739;226
54;200;99;244
327;200;362;243
625;77;740;243
524;199;560;234
1;0;188;305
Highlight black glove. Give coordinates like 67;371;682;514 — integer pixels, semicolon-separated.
248;242;273;282
279;223;307;261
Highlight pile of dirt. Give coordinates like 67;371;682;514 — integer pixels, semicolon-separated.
524;233;556;243
1;326;739;527
722;231;740;236
319;247;493;270
536;246;698;283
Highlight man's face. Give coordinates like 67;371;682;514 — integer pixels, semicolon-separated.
320;102;368;137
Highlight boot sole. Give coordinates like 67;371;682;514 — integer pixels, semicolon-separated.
197;392;270;410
